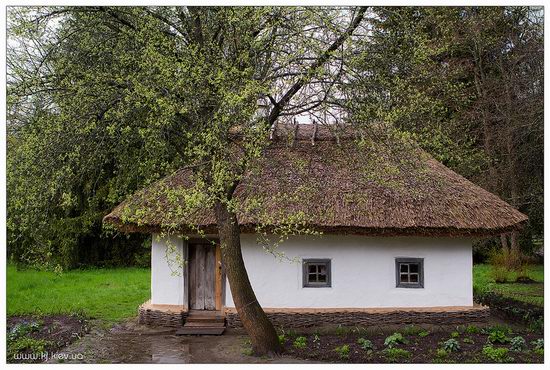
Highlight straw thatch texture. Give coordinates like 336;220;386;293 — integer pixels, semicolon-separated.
104;125;527;237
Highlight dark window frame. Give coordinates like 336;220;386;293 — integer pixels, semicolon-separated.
395;257;424;288
302;258;332;288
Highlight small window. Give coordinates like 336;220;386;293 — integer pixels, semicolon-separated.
303;259;331;287
395;258;424;288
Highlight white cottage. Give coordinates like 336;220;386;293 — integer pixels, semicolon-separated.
105;124;527;331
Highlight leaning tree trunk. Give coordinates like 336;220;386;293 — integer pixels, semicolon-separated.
214;200;282;355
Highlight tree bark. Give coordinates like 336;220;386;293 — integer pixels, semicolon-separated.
500;233;509;253
214;200;282;356
509;231;519;255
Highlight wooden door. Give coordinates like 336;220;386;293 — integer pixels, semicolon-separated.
189;243;216;310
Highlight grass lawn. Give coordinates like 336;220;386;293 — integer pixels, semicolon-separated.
473;264;543;307
7;264;542;321
7;265;150;322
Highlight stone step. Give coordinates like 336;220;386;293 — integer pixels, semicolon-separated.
186;315;224;322
183;321;225;328
175;326;226;336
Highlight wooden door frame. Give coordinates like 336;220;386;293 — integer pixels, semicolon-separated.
185;238;224;311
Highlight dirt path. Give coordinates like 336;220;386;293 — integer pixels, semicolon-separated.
50;319;318;364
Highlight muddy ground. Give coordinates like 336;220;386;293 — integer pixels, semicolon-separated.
7;315;89;363
7;314;543;364
45;320;315;364
283;325;544;363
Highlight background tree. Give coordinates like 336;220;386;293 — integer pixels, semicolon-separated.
7;6;367;355
344;6;543;257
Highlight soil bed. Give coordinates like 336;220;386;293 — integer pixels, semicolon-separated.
7;314;89;363
283;324;544;363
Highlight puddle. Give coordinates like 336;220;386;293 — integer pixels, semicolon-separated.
52;321;317;364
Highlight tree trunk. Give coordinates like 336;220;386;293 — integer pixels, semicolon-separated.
214;200;282;356
500;233;509;253
509;231;519;254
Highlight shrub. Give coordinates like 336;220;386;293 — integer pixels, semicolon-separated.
463;337;474;344
534;348;544;356
241;347;254;356
335;325;349;336
509;336;526;352
418;330;430;337
293;336;307;349
465;325;480;334
278;334;286;345
531;338;544;350
8;320;43;341
402;325;423;336
384;332;407;348
334;344;350;359
383;348;411;362
357;337;374;351
482;345;514;363
7;337;52;360
490;266;510;283
312;334;320;345
442;338;461;352
450;331;460;338
489;247;523;272
487;329;511;344
528;317;544;332
435;349;448;358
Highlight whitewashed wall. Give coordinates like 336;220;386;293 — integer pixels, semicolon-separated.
225;234;473;308
151;234;185;305
150;233;473;308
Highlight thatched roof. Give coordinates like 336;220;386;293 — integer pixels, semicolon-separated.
104;124;527;237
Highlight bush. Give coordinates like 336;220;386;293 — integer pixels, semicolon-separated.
490;266;510;283
442;338;461;352
383;348;411;362
335;324;349;336
402;325;423;336
487;327;511;344
435;349;448;358
8;320;43;341
482;345;514;363
7;337;52;360
531;338;543;350
463;337;474;344
465;325;480;334
384;332;407;348
489;247;524;272
293;336;307;349
418;330;430;337
278;334;286;345
334;344;350;359
312;333;320;346
509;336;526;352
450;331;460;338
357;337;374;351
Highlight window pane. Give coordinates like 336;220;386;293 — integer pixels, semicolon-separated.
400;273;408;282
409;263;419;273
303;259;330;287
409;273;419;283
400;264;409;273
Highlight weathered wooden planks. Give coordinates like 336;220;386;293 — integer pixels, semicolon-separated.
189;243;216;311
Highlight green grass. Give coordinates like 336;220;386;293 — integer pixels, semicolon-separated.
7;265;150;322
8;263;542;321
473;264;543;307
